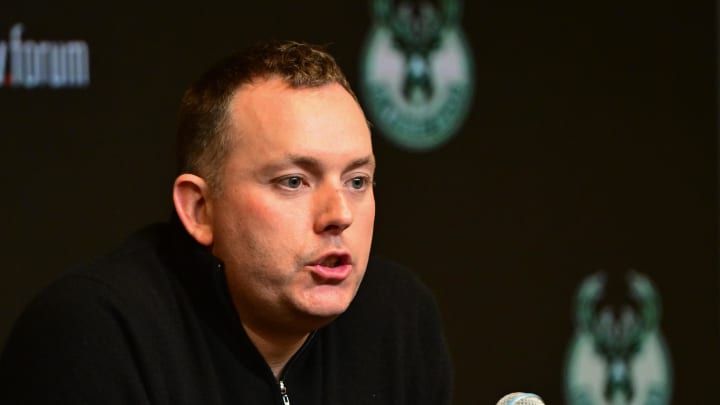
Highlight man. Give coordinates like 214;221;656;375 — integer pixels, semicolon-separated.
0;40;452;404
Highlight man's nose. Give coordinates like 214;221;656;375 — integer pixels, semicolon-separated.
314;185;353;235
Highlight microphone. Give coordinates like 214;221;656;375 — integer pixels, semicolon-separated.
495;392;545;405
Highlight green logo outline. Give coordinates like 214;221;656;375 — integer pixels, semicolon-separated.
359;0;475;151
564;271;673;405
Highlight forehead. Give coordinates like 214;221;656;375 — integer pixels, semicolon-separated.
225;77;373;164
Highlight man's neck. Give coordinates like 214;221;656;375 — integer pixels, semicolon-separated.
242;323;309;380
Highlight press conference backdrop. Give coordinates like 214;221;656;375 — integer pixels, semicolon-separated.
0;1;716;404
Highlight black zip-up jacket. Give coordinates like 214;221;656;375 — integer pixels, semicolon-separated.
0;219;453;404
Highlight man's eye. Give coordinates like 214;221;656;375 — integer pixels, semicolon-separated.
349;177;369;190
279;176;304;189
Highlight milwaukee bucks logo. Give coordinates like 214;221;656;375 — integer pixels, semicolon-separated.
360;0;474;151
565;272;673;405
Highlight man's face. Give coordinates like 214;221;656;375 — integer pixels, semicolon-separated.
208;77;375;333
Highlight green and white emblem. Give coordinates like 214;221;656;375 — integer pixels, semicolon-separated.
359;0;474;151
565;271;673;405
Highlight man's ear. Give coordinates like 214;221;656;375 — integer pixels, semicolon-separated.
173;174;214;246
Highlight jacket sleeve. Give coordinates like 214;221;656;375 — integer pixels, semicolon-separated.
0;275;152;405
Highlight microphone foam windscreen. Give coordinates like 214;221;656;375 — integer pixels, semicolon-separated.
495;392;545;405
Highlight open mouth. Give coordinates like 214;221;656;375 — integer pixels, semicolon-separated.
318;254;349;268
308;253;353;281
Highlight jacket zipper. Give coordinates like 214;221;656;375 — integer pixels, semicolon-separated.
276;330;316;405
279;380;290;405
212;262;309;405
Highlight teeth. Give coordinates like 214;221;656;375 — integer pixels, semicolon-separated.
321;256;339;267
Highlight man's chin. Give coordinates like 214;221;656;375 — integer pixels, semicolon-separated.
303;301;351;320
296;298;353;323
291;284;358;324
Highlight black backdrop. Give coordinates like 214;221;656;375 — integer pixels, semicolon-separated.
1;1;717;404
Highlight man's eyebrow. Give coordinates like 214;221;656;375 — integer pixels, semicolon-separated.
345;155;376;172
261;154;376;174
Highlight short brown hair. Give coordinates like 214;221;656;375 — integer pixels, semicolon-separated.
176;40;357;192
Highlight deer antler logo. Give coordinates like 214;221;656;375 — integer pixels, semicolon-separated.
565;271;672;405
360;0;474;151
